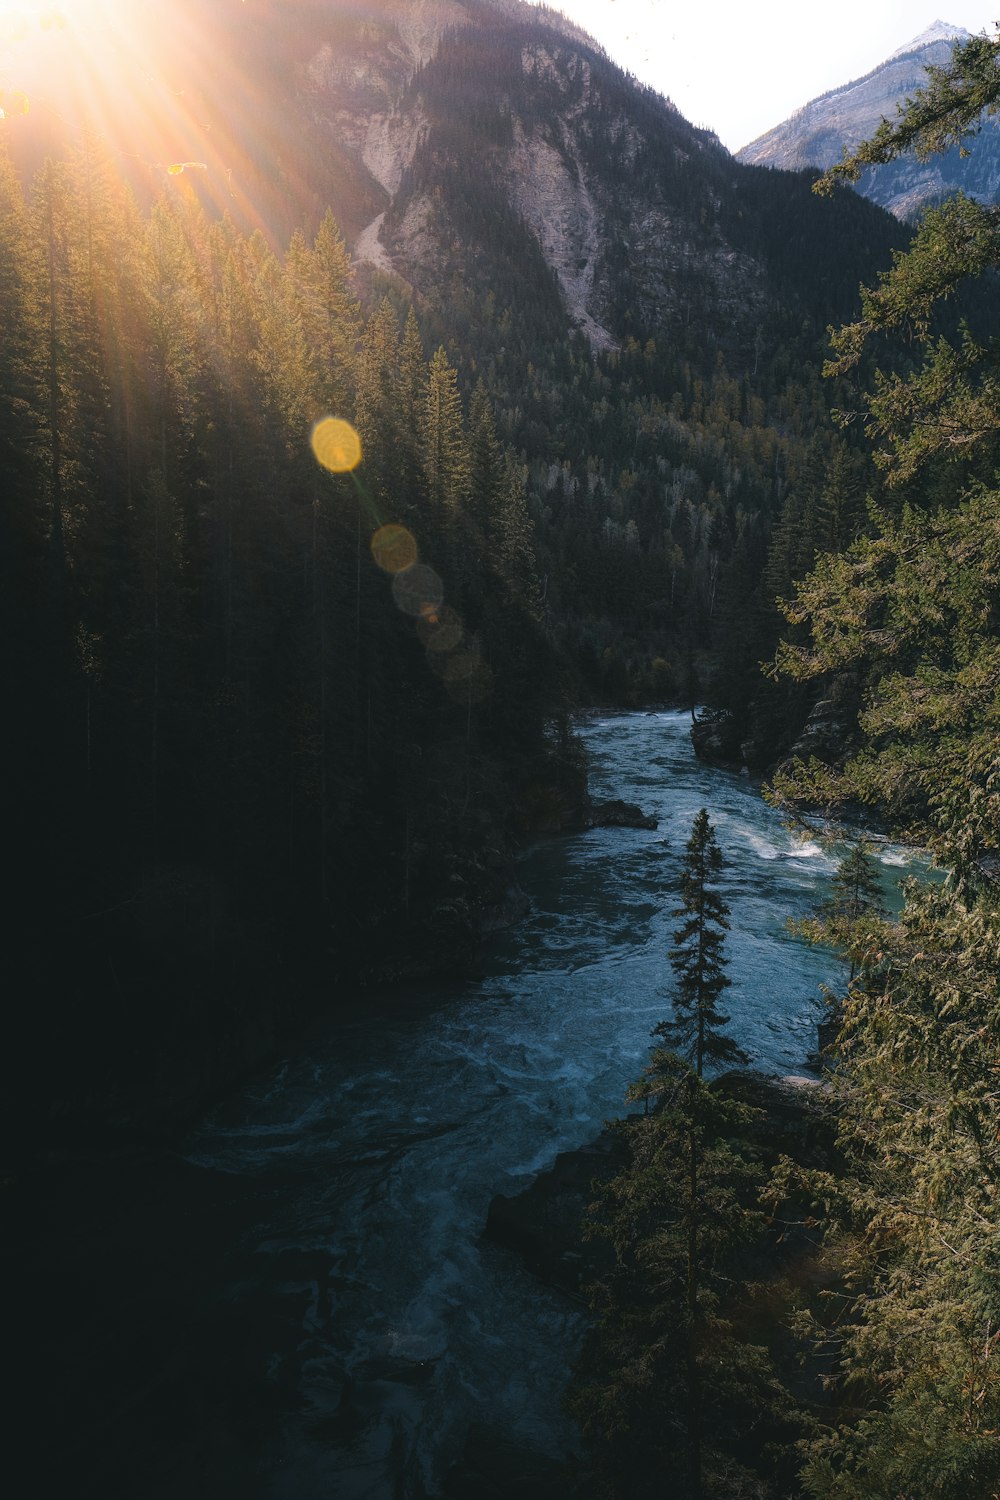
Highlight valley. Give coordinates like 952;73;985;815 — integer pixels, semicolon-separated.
2;5;999;1497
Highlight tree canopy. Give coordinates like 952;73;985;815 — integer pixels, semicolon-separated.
815;29;1000;485
765;32;1000;1497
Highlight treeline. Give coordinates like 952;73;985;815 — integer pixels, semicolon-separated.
565;33;1000;1497
365;18;916;748
456;313;884;748
370;237;894;740
0;138;557;1138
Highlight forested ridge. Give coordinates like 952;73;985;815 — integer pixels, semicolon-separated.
0;142;560;1140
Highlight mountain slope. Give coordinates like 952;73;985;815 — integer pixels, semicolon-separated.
284;0;907;357
738;20;1000;220
4;0;904;357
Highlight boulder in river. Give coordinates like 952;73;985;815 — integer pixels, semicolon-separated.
690;708;744;770
581;798;657;831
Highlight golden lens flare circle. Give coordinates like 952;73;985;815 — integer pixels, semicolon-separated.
371;524;418;575
311;417;362;473
392;563;444;618
416;605;463;653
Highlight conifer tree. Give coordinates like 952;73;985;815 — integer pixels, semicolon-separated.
354;297;402;512
285;210;361;419
656;809;746;1078
423;344;470;521
394;306;428;523
468;378;503;533
0;139;42;582
572;1058;792;1500
821;840;886;983
495;453;541;614
769;37;1000;1495
31;159;79;600
606;812;751;1496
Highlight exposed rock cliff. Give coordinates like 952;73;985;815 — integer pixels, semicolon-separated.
320;9;773;350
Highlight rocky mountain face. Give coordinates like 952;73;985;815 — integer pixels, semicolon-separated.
255;0;765;350
5;0;904;356
738;21;1000;221
222;0;903;353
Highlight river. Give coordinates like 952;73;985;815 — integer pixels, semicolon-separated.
182;710;916;1498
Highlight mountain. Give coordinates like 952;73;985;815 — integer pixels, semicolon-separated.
239;0;904;350
4;0;903;357
0;0;917;1140
738;20;1000;220
0;0;914;858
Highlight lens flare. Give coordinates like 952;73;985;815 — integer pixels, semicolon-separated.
0;90;29;118
311;417;362;473
416;605;463;653
441;649;481;682
446;662;493;703
392;563;444;618
371;523;418;575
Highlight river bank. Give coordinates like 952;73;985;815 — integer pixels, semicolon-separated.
14;710;919;1498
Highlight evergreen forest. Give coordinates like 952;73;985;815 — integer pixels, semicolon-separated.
3;7;999;1499
570;31;1000;1500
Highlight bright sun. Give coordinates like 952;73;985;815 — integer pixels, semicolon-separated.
0;0;259;227
0;1;172;124
0;1;137;117
0;1;77;34
0;1;122;59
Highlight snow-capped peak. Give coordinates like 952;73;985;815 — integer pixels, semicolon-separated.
889;20;971;60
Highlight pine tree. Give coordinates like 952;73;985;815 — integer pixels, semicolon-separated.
656;809;747;1078
468;378;503;534
423;343;471;522
284;210;361;419
622;811;751;1496
381;304;429;534
571;1053;792;1500
791;838;890;1062
769;38;1000;1495
495;452;541;614
821;840;886;983
354;297;401;514
0;139;42;605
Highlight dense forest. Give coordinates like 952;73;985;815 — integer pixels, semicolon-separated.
0;6;924;1142
0;142;563;1139
4;6;999;1499
567;31;1000;1500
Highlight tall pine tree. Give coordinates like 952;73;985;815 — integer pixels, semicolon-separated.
656;809;746;1078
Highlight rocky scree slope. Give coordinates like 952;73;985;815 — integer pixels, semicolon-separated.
7;0;906;355
285;0;906;355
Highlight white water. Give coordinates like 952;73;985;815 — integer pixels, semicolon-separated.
185;711;910;1497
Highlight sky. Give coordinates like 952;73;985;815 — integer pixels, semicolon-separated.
531;1;999;151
